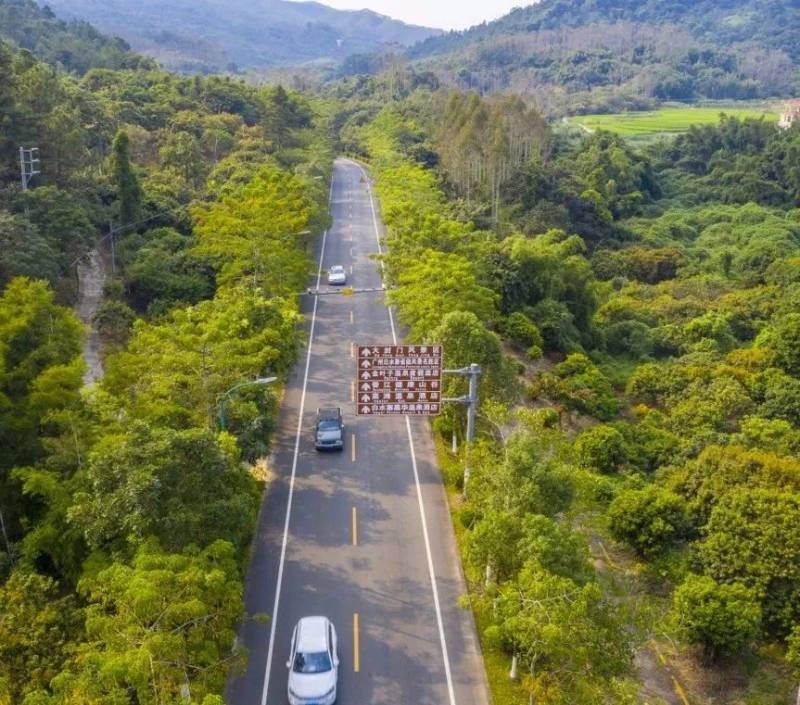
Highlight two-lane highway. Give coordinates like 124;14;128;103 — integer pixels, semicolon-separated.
227;158;490;704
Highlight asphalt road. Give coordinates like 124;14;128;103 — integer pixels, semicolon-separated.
226;158;490;705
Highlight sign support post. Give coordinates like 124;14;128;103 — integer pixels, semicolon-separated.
354;347;481;497
442;363;481;499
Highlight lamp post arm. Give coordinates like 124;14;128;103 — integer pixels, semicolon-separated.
218;378;277;432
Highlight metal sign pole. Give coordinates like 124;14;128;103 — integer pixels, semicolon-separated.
442;363;481;499
353;347;480;496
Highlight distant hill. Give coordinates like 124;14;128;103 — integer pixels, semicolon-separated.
39;0;442;73
0;0;152;72
402;0;800;112
411;0;800;62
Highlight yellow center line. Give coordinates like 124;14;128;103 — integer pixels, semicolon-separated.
352;507;358;546
350;380;354;402
350;264;354;275
598;540;616;568
353;613;360;673
350;341;354;358
350;310;354;324
651;640;667;666
351;433;356;462
672;677;690;705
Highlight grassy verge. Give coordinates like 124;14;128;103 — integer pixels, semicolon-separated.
435;434;529;705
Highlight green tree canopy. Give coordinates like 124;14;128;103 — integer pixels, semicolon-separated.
110;130;142;227
45;540;245;703
671;574;761;661
69;423;256;554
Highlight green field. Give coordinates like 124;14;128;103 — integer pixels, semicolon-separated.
568;107;780;138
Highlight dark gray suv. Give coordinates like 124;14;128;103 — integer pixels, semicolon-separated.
315;407;344;451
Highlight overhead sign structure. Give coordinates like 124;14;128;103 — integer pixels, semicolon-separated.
356;345;443;416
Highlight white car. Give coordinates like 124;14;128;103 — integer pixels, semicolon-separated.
327;265;346;285
287;616;339;705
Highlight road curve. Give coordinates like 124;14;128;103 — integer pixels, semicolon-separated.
226;158;490;705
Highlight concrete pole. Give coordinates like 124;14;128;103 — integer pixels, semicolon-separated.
462;363;481;499
109;218;116;276
466;363;479;441
0;507;11;561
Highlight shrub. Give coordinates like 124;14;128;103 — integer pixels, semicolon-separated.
671;575;761;661
608;485;690;557
575;425;626;474
682;312;737;353
764;313;800;376
526;345;543;361
544;353;620;420
529;299;582;353
92;300;136;346
500;312;543;349
604;320;654;359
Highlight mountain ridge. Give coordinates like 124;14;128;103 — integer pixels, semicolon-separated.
410;0;799;61
395;0;800;112
38;0;441;72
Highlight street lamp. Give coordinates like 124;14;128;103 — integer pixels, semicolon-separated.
218;376;277;431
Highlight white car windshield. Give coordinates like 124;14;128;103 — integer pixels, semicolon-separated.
318;419;340;431
293;651;332;674
330;267;344;273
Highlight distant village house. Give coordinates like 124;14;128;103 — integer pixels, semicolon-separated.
779;100;800;129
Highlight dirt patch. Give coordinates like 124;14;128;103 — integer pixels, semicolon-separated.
76;247;105;385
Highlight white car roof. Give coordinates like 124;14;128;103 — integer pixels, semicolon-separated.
297;616;329;652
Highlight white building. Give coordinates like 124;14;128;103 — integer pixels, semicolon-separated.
779;100;800;129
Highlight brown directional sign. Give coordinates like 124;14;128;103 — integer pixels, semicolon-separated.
356;345;443;416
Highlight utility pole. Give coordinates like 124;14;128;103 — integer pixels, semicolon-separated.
19;146;40;190
0;507;12;563
19;146;40;216
443;363;481;499
96;123;105;176
108;216;116;275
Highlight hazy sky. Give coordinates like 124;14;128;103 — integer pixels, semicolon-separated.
298;0;526;30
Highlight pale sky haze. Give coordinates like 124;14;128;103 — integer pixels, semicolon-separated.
297;0;528;31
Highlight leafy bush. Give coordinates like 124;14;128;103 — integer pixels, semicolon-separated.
769;313;800;376
575;425;626;474
500;311;544;349
543;353;620;420
529;299;583;353
92;300;136;346
608;485;691;557
671;575;761;660
682;312;737;353
526;345;544;361
699;489;800;632
604;319;654;359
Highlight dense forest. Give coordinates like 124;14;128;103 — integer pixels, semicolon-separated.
389;0;800;112
39;0;439;73
334;76;800;702
412;0;800;61
0;0;152;73
5;0;800;701
0;26;331;701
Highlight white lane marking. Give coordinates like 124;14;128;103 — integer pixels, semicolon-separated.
350;159;398;343
260;173;335;705
347;158;456;705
